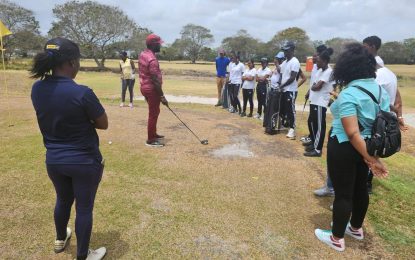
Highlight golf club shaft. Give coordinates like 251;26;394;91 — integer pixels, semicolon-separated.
167;106;202;142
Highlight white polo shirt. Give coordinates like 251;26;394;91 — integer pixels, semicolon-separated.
280;57;300;92
229;62;245;85
376;67;397;105
310;64;319;88
375;56;384;67
256;67;272;80
242;68;257;90
270;68;281;89
309;66;334;107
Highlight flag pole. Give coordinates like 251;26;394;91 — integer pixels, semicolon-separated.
1;30;13;127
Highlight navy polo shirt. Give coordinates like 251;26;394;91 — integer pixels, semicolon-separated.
31;75;105;164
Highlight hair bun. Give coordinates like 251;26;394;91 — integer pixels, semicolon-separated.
326;48;334;56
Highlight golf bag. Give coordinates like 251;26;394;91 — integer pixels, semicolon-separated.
221;82;230;109
263;88;283;133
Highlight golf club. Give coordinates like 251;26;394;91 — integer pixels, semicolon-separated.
166;106;208;145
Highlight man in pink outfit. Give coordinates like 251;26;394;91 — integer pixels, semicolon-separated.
139;34;169;147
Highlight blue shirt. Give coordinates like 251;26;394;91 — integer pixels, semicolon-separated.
330;78;390;143
31;75;105;164
215;56;230;77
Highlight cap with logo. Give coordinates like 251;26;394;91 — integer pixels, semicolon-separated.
281;41;296;51
146;34;164;46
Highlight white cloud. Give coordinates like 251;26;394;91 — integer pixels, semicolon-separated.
17;0;415;45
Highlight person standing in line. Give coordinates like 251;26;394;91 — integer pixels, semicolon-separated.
263;52;284;134
240;58;256;117
363;36;384;67
119;51;136;108
228;55;245;114
304;48;334;157
139;34;169;147
315;43;389;252
30;37;108;260
302;45;328;144
255;57;272;120
215;49;230;107
278;41;301;140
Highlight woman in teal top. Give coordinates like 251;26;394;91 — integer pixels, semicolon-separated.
315;43;389;252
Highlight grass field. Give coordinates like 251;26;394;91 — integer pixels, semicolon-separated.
0;61;414;258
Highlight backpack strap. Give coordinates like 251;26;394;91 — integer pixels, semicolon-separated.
351;85;382;108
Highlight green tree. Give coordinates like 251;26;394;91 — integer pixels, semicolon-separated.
268;27;314;62
379;41;407;64
221;29;261;61
49;0;141;69
179;23;214;63
324;37;357;63
0;0;43;58
403;38;415;64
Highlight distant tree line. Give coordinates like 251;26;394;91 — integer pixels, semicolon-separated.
1;0;414;67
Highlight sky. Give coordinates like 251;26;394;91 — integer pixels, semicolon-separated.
17;0;415;46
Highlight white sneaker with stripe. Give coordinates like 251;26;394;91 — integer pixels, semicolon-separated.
314;229;345;252
54;227;71;253
345;222;364;240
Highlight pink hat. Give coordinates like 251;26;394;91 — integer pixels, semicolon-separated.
146;34;164;45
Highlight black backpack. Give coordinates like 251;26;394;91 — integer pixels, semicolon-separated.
352;85;401;158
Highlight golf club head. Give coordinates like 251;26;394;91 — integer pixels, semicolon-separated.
201;139;208;145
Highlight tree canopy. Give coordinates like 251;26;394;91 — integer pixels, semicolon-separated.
178;24;214;63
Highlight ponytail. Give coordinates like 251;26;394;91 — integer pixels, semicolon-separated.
30;52;54;79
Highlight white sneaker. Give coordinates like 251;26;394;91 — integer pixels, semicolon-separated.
86;247;107;260
345;223;364;240
286;128;295;139
314;186;335;197
259;115;264;121
254;113;260;119
128;103;133;108
315;229;345;252
54;227;71;253
119;102;124;107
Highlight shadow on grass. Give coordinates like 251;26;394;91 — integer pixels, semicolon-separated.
68;230;129;259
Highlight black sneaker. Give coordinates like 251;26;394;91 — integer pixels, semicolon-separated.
240;112;246;117
214;102;222;107
304;150;321;157
302;139;313;146
305;144;315;152
265;129;277;135
247;113;253;117
155;134;165;139
145;140;164;147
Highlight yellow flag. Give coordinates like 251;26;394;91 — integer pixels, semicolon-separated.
0;19;12;37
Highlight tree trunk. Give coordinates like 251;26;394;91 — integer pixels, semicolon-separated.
93;57;105;70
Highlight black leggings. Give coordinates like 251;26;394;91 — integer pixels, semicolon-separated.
242;89;254;114
229;83;241;112
121;79;135;103
327;136;369;238
256;83;267;115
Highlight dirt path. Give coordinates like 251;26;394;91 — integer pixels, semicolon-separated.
96;103;393;259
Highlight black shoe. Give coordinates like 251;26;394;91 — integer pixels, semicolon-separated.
240;112;246;117
215;102;222;107
305;144;315;152
265;129;277;135
145;140;164;147
302;140;313;146
247;113;253;117
304;150;321;157
155;134;164;139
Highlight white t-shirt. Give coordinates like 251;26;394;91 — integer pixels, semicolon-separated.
242;68;257;90
375;56;384;67
280;57;301;92
229;62;245;84
270;68;281;89
256;67;272;79
376;67;397;105
310;64;319;88
309;66;334;107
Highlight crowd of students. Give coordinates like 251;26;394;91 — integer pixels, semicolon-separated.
215;36;407;252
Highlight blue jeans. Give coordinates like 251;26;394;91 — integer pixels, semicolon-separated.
47;161;103;258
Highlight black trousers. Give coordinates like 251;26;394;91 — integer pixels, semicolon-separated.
263;89;282;129
221;83;230;109
242;89;254;114
256;82;267;115
121;79;135;103
327;136;369;238
308;104;327;152
281;91;297;128
228;83;241;112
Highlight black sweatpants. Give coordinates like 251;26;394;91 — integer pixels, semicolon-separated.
229;83;241;112
308;104;327;152
242;88;254;114
327;136;369;238
256;82;267;115
281;91;297;128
